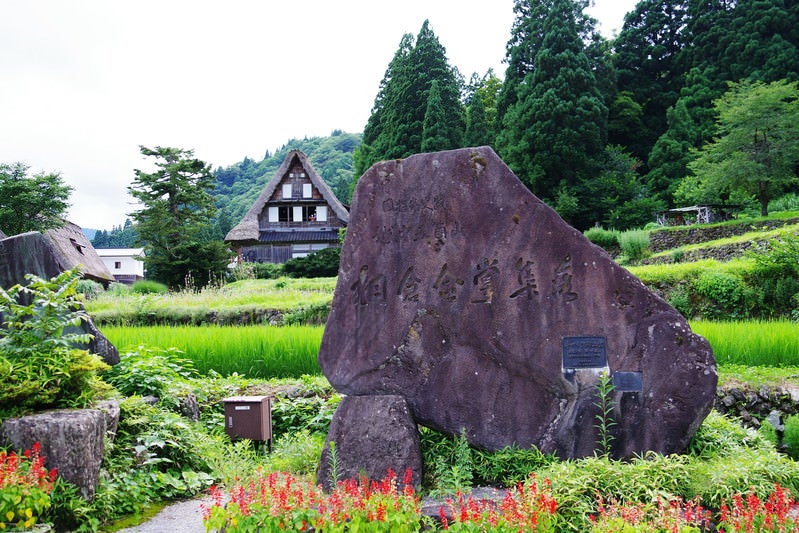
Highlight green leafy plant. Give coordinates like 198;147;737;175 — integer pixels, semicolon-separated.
0;442;58;531
0;268;111;418
593;371;616;457
783;415;799;460
423;428;474;495
103;345;197;397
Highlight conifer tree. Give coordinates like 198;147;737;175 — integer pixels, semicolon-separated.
496;0;607;227
353;21;464;177
128;146;230;289
612;0;688;163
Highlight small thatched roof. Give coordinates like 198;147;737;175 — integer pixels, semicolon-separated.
225;150;349;243
0;221;115;288
45;221;115;284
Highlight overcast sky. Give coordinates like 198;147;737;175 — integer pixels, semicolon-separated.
0;0;637;231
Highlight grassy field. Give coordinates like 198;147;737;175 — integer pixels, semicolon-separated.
86;277;336;325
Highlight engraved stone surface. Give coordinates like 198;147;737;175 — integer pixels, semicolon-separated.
319;146;717;459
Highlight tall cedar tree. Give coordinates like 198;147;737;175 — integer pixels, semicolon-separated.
496;0;607;228
611;0;688;164
128;146;230;289
353;21;464;177
682;80;799;216
464;70;502;147
0;163;72;236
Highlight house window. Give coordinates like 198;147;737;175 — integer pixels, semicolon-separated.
282;184;293;199
268;206;279;222
302;183;312;198
292;206;303;222
317;205;328;222
114;261;122;270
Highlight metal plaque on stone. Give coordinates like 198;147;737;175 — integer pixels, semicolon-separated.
612;371;643;392
562;336;607;369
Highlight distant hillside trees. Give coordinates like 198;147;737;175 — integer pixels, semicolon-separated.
91;219;138;248
0;162;72;236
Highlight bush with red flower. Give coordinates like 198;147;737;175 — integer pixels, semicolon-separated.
0;442;58;531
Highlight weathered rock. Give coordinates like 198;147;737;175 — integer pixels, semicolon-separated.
319;146;717;459
1;407;113;499
0;228;119;365
318;395;422;491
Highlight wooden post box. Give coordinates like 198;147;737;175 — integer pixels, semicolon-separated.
222;396;272;446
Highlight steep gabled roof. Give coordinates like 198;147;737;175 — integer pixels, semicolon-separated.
225;150;349;243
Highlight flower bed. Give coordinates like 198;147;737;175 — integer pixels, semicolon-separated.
202;469;799;532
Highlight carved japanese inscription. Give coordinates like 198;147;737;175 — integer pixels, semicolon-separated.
319;146;717;460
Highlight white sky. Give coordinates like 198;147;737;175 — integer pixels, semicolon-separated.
0;0;637;231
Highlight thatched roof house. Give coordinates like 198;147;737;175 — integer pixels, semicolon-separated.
0;220;114;287
225;150;349;264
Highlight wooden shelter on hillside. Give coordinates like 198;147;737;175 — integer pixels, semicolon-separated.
656;205;740;226
225;150;349;264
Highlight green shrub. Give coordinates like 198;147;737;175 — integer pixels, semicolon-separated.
283;247;341;278
253;262;285;279
132;280;169;294
584;226;620;251
76;278;104;300
0;269;111;418
692;270;754;319
267;429;326;475
618;229;650;263
106;282;132;296
784;415;799;460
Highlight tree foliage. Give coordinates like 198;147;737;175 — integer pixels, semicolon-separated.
681;80;799;215
496;0;607;228
353;21;464;177
128;146;230;289
0;162;72;236
91;218;138;248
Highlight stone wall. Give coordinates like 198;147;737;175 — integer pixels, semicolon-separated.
715;383;799;429
649;218;799;253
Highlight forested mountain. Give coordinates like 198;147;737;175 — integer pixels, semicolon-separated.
212;131;362;236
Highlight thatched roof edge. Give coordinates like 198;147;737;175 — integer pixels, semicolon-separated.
225;150;349;243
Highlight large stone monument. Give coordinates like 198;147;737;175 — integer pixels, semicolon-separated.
318;146;716;474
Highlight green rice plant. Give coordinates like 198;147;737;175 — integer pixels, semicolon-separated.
102;325;324;378
689;320;799;366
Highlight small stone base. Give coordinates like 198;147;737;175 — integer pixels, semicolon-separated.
317;395;422;492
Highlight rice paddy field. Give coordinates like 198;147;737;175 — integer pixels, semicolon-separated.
103;324;324;378
690;319;799;367
99;319;799;380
